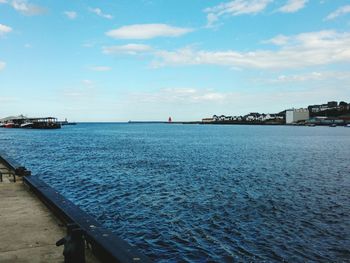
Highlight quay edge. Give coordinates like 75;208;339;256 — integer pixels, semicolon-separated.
0;151;151;263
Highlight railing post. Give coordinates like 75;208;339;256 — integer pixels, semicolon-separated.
56;223;86;263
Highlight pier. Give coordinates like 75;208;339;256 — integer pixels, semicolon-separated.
0;158;99;262
0;116;61;129
0;153;150;263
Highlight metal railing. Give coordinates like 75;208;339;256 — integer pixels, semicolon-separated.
0;152;31;182
0;152;151;263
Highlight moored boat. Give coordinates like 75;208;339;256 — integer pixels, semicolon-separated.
5;122;16;128
20;122;34;128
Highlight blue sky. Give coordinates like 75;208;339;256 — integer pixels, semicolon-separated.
1;0;350;121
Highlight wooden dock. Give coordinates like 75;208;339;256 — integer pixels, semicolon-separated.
0;163;99;263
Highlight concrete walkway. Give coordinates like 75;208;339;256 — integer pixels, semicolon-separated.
0;164;99;263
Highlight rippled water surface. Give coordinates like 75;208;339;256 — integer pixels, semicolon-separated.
1;124;350;262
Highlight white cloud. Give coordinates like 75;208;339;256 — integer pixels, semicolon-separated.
204;0;272;26
106;24;193;40
102;44;152;55
152;30;350;70
263;34;289;45
0;61;5;70
64;11;77;20
325;5;350;21
269;71;350;83
89;7;113;19
89;66;111;72
278;0;308;13
205;0;272;15
0;23;12;36
130;88;227;104
10;0;46;15
206;13;219;28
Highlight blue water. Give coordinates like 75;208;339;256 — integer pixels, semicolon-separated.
1;124;350;262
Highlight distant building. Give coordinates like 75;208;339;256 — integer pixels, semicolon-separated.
244;112;260;121
266;114;284;121
286;108;309;124
327;101;338;108
308;101;339;113
202;118;214;123
339;101;350;110
219;115;228;121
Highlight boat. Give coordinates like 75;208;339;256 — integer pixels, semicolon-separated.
346;124;350;127
306;123;316;127
20;122;34;128
330;124;337;127
4;122;15;128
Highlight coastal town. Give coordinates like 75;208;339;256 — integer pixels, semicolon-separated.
201;101;350;126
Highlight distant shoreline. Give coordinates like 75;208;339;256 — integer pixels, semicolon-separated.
128;120;284;125
128;121;349;126
1;121;346;127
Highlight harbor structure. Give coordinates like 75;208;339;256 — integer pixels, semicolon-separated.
0;116;61;129
0;162;99;262
285;108;310;124
0;152;151;263
307;117;345;126
59;118;77;126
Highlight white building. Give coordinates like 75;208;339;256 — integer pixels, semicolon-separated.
286;108;310;124
202;118;214;123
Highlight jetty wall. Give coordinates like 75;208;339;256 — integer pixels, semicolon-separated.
0;152;151;263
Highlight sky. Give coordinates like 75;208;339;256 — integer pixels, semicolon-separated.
1;0;350;121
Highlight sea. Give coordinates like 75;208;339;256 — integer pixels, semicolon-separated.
1;123;349;262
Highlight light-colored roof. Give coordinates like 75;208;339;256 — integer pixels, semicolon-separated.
0;115;27;122
0;116;57;122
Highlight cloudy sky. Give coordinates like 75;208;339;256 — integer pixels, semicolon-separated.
1;0;350;121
